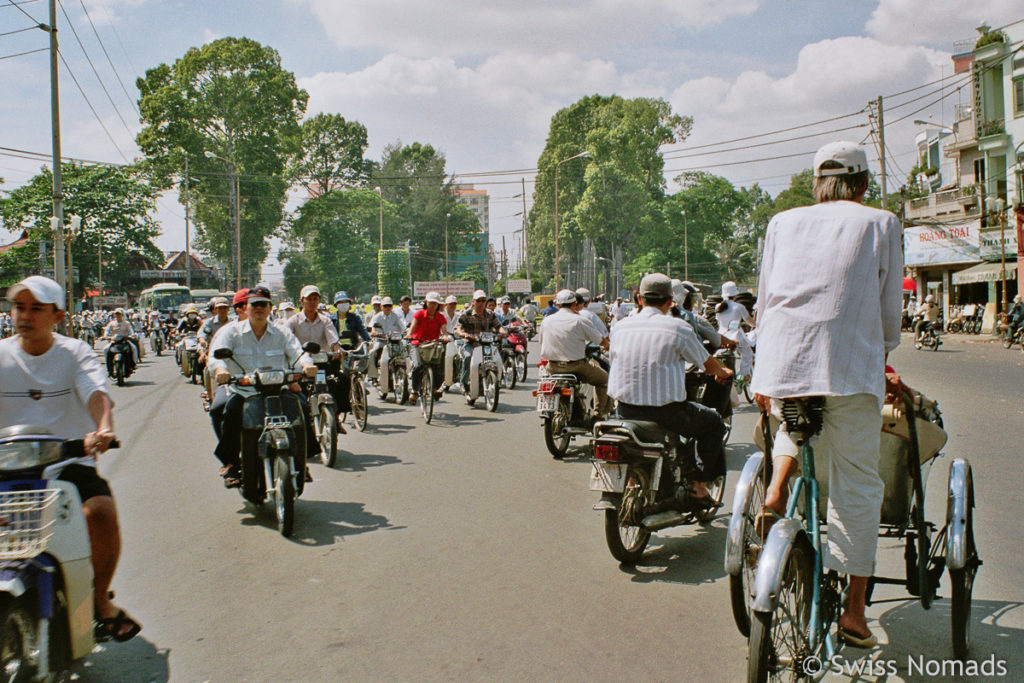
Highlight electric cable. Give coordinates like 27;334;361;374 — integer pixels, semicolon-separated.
0;46;46;60
78;0;139;114
57;49;130;163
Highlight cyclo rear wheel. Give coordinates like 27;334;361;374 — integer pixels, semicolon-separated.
950;467;979;660
747;541;814;683
604;465;653;564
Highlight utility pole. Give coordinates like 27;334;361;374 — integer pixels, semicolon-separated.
522;177;530;285
682;209;689;280
877;95;888;210
47;0;66;296
184;156;192;289
444;211;450;297
502;235;508;293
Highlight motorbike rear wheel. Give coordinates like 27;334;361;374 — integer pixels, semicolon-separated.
419;366;435;424
115;358;125;386
483;368;499;412
604;466;653;564
502;355;516;389
543;402;571;458
1002;329;1013;349
273;455;295;537
747;541;814;683
350;376;369;431
516;353;527;382
318;404;338;467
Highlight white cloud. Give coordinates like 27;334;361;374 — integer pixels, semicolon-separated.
865;0;1021;46
293;0;764;58
76;0;148;26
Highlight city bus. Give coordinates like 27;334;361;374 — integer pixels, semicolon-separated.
190;288;220;306
138;283;192;313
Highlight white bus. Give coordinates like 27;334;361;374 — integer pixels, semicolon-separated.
139;283;192;313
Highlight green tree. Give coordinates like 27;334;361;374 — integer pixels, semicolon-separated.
0;164;161;291
529;95;691;283
290;113;370;195
771;169;815;214
136;37;308;284
281;188;397;299
372;141;478;281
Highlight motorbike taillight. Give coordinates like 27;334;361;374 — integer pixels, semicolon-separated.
594;444;621;461
538;381;555;393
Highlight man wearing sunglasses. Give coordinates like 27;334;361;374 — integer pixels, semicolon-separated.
208;286;319;489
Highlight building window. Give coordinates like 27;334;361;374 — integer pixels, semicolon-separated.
1015;77;1024;116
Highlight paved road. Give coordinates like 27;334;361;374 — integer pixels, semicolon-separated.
75;332;1023;682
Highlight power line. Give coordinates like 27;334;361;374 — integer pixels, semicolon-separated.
662;122;868;161
0;24;41;37
4;0;40;23
78;0;139;115
887;83;968;126
57;0;134;137
0;46;46;60
57;49;130;163
660;108;868;154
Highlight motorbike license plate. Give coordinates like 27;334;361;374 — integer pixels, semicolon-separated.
589;462;628;493
317;370;326;384
482;346;492;357
536;393;557;412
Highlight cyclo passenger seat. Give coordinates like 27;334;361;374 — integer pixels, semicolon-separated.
780;397;826;445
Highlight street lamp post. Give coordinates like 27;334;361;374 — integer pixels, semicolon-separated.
204;150;241;289
553;150;591;290
183;155;192;289
375;186;384;250
444;211;451;296
681;209;688;281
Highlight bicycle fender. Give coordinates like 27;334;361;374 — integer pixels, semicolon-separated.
724;452;764;576
752;518;810;613
946;457;974;571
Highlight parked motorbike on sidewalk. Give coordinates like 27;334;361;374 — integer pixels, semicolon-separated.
535;344;604;458
377;332;410;404
461;332;501;411
104;334;135;386
0;426;123;680
212;347;310;537
589;419;725;564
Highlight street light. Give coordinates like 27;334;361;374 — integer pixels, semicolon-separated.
374;186;384;250
204;150;241;289
554;150;591;289
444;211;451;293
681;209;688;281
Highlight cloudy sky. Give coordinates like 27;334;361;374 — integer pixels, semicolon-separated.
1;0;1021;282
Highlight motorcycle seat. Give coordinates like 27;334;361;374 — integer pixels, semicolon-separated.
599;419;672;444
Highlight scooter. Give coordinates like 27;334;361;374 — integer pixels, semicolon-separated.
304;350;341;468
179;333;202;383
534;344;604;458
212;346;310;537
104;334;135;386
504;322;529;385
0;426;122;681
461;332;501;411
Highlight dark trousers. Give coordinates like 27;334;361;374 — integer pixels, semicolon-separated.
331;373;351;413
617;401;726;482
213;391;318;470
210;386;228;440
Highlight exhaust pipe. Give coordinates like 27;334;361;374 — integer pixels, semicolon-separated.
642;511;690;530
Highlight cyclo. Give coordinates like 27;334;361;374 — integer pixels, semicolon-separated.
726;388;980;680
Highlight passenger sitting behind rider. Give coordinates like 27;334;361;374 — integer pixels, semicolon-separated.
538;289;611;419
208;286;319;489
607;273;732;505
456;290;505;397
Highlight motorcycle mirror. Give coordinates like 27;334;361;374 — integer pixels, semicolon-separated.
303;342;321;354
213;348;234;360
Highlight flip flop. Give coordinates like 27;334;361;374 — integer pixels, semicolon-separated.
838;626;877;649
754;506;784;537
219;465;241;489
94;608;142;643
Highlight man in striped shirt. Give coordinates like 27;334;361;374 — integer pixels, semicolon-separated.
607;273;733;504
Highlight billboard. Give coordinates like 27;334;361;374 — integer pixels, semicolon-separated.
94;296;128;307
413;280;475;296
506;279;531;293
903;222;980;266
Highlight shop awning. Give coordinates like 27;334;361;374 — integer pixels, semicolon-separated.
902;276;917;293
952;261;1018;285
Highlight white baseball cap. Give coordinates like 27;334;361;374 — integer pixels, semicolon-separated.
472;289;487;301
425;291;442;304
300;285;321;299
574;287;591;302
555;289;577;305
7;275;65;310
445;295;458;304
371;295;382;305
381;296;394;306
279;301;295;311
813;141;870;178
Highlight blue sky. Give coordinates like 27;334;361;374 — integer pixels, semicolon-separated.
1;0;1020;282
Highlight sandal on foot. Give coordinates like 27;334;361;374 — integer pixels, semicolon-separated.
754;506;784;537
688;492;723;510
838;626;877;649
219;465;241;489
94;608;142;643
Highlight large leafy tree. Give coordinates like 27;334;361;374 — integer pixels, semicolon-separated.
0;163;161;291
135;37;308;285
281;188;397;299
371;142;478;281
529;95;691;286
290;113;371;195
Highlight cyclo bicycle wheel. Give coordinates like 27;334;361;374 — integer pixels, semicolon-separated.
748;540;814;683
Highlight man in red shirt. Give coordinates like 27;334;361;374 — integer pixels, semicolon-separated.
406;291;450;401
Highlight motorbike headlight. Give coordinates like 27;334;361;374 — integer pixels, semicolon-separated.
0;439;63;470
480;333;495;343
256;370;285;386
310;352;329;364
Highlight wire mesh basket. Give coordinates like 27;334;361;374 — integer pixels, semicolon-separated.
344;352;369;375
0;489;60;560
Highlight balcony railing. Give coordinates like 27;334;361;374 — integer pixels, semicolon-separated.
954;103;972;123
953;38;974;56
906;185;980;220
